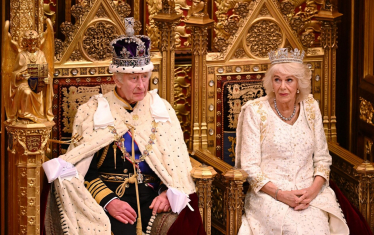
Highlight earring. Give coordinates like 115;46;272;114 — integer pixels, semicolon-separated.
297;89;300;94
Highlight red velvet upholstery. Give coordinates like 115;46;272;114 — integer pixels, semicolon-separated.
167;193;206;235
330;180;373;235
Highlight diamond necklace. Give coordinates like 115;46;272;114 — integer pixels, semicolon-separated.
273;98;296;121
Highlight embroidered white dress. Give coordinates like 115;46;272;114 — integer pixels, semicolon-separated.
236;96;349;235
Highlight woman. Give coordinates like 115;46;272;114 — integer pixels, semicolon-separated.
235;48;349;234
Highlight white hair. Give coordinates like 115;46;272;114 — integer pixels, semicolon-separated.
262;63;312;103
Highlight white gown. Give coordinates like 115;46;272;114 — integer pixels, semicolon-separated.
235;96;349;235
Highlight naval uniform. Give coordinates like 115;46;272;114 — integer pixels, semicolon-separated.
84;103;166;235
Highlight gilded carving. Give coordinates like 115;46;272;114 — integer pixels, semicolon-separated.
187;0;209;19
233;48;246;59
174;65;192;143
228;136;236;162
211;183;225;225
246;20;283;58
213;0;259;54
359;97;374;125
82;21;118;61
61;86;101;133
60;21;75;42
2;20;55;124
276;0;324;49
208;67;215;74
259;5;270;17
69;49;83;61
95;5;108;18
116;2;132;20
71;4;86;23
44;0;57;27
10;0;39;42
234;2;251;19
175;26;191;48
146;0;162;49
6;126;52;155
28;197;35;207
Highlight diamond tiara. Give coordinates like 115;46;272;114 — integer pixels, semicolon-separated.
268;48;305;65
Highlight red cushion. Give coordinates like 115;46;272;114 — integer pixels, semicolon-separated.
330;180;373;235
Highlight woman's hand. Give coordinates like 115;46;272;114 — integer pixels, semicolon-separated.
149;191;171;215
291;176;326;211
276;190;302;208
106;199;137;224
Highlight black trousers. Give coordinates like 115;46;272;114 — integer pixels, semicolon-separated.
105;183;158;235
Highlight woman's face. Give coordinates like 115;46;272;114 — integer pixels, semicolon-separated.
113;72;150;104
272;71;299;104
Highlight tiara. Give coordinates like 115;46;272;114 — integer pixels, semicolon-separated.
268;48;305;65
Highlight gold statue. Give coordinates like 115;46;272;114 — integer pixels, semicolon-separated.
1;19;54;124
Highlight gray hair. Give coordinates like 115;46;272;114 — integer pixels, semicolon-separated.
262;63;311;103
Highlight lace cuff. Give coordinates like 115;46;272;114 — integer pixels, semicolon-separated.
250;173;270;193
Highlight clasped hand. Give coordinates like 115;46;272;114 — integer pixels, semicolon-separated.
277;186;320;211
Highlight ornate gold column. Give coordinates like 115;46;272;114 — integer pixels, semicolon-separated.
223;169;248;235
315;4;342;142
153;1;181;104
185;0;214;151
191;165;217;235
354;140;374;231
5;122;54;235
9;0;44;41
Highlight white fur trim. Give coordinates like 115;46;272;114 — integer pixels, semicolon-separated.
109;62;154;74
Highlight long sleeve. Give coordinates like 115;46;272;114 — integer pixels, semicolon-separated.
84;148;118;208
311;100;331;185
238;102;270;193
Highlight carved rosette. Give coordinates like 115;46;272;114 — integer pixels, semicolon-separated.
246;20;283;58
82;21;118;61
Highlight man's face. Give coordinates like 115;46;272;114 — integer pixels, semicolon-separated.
113;72;150;104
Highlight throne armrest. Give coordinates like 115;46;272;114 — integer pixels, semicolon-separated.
190;149;247;235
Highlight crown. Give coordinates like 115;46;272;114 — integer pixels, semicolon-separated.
268;48;305;65
109;17;153;74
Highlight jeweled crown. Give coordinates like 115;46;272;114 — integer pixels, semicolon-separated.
109;17;153;73
268;48;305;65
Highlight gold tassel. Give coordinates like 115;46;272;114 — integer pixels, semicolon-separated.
113;144;117;169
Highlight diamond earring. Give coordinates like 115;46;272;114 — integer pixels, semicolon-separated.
297;89;300;94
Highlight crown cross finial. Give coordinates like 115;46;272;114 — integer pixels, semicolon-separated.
125;17;135;37
268;48;305;65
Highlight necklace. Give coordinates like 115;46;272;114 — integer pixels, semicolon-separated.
273;98;296;121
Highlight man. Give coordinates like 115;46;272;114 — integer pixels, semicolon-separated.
43;18;204;235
